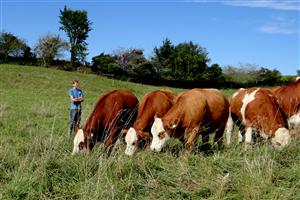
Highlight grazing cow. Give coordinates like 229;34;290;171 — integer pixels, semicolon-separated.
124;89;177;156
226;88;291;149
150;88;229;152
272;79;300;129
72;90;138;155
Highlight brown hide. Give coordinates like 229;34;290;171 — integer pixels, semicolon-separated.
272;80;300;118
133;89;176;140
246;89;287;136
230;88;287;137
162;88;229;146
83;90;138;149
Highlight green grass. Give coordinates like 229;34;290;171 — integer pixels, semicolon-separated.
1;64;300;200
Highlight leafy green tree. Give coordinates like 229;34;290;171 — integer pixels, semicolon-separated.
152;38;174;76
34;33;69;66
172;42;210;80
257;67;282;85
0;32;28;62
152;39;210;81
91;53;118;74
207;63;225;83
59;6;92;67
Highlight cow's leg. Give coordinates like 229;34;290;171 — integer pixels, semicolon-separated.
245;127;253;149
238;124;246;143
225;113;234;145
185;127;200;152
214;127;225;149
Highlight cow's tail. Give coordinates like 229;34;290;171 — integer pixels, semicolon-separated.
225;109;234;145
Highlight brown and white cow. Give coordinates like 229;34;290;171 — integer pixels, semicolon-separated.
124;89;177;156
226;88;291;149
150;88;229;152
272;78;300;129
72;90;138;154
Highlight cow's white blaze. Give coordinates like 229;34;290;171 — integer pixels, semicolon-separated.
125;127;138;156
232;88;244;98
271;128;291;150
287;112;300;129
241;88;259;124
150;118;170;152
72;129;85;155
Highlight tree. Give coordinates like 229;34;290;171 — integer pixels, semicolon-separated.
152;39;210;81
0;32;28;62
34;33;69;66
152;38;174;76
257;67;282;86
207;64;225;84
116;48;148;79
91;53;118;74
172;42;210;80
59;6;92;67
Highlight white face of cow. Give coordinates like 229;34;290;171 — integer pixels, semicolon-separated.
287;112;300;129
72;129;86;155
125;127;138;156
150;118;170;152
271;128;291;150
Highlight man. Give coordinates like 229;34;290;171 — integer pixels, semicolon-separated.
68;80;84;137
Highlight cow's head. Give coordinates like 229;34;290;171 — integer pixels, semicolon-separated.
150;118;171;152
124;127;138;156
72;129;86;155
72;128;96;155
271;128;291;150
124;127;150;156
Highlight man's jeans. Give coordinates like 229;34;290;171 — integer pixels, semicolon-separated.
69;109;81;136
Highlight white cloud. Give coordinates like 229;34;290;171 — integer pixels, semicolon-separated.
258;25;296;34
258;15;298;34
223;0;300;11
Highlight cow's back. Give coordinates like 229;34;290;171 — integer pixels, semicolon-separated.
273;80;300;118
83;90;138;136
134;89;176;131
164;88;229;131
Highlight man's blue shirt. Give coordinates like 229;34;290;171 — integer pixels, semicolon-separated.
69;88;84;110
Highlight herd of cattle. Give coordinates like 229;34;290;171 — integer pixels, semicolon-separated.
72;77;300;155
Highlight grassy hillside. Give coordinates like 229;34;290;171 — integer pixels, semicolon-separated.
0;64;299;200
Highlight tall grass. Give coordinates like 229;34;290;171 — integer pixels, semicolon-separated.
0;64;300;200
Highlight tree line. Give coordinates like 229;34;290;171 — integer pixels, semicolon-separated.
0;6;295;88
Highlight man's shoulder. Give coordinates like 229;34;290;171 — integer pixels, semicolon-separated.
77;88;84;95
69;88;75;95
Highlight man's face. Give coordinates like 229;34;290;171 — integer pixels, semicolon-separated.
72;82;79;88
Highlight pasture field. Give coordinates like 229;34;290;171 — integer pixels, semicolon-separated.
0;64;300;200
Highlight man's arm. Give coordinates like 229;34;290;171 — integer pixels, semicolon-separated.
70;96;83;102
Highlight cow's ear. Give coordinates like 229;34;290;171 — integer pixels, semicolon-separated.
74;125;80;133
121;129;128;135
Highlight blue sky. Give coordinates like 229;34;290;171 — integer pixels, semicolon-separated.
1;0;299;75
